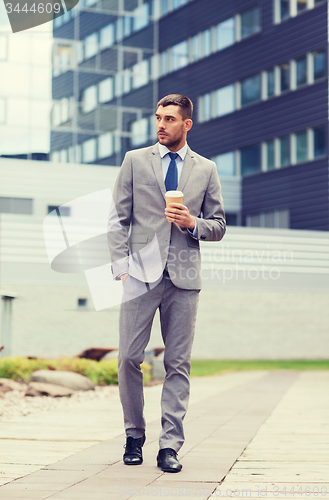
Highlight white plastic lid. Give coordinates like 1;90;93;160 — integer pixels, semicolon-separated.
165;190;184;197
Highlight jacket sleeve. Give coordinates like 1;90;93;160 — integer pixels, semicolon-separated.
107;152;133;280
194;162;226;242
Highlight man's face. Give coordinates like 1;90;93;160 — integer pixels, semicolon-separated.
155;105;192;151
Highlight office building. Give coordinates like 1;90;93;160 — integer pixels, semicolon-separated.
51;0;328;230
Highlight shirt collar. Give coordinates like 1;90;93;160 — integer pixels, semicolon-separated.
158;142;188;161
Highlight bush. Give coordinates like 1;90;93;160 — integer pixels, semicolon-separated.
0;356;152;386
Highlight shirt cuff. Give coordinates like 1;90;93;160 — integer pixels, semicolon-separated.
187;218;198;239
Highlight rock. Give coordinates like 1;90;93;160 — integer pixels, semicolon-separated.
77;347;118;361
101;350;118;361
0;378;26;392
25;382;74;397
29;370;95;391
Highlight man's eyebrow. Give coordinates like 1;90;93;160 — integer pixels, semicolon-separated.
155;113;176;119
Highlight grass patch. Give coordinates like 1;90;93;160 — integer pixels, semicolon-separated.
190;359;329;377
0;356;152;386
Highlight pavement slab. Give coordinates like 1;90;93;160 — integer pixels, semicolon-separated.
0;370;328;499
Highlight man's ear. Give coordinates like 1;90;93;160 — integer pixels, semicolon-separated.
185;119;193;132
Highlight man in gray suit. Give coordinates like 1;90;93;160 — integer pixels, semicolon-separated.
108;94;226;472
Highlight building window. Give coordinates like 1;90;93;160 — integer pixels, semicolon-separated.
99;78;113;103
171;41;189;72
82;138;97;163
280;63;290;92
160;51;168;76
199;93;212;122
279;135;290;166
267;68;275;97
215;85;235;117
240;5;261;39
202;29;212;58
191;34;200;62
161;0;169;15
131;117;148;146
48;205;71;216
100;24;114;50
240;144;261;175
0;197;33;215
296;56;307;87
133;3;149;32
215;17;235;51
297;0;307;13
313;50;326;80
172;0;188;8
246;210;289;228
214;152;235;176
132;60;149;89
98;132;113;159
53;43;74;76
84;33;98;59
225;213;238;226
295;130;308;163
280;0;290;20
241;74;261;106
266;140;275;170
82;85;97;113
313;126;326;157
276;0;324;22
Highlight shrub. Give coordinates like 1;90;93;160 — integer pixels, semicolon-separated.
0;356;152;385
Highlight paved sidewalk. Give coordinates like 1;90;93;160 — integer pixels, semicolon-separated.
0;370;328;499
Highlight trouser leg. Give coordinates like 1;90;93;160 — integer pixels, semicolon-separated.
118;274;163;438
158;277;200;452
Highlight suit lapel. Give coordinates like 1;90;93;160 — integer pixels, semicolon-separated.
151;143;166;200
178;147;195;193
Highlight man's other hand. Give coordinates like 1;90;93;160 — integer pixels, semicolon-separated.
165;203;195;230
120;273;128;283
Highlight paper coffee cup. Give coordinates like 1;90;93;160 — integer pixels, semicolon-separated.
165;190;184;207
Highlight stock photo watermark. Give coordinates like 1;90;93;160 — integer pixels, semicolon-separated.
118;485;328;497
43;188;295;310
3;0;79;33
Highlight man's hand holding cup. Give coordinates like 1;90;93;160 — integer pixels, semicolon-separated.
165;190;195;230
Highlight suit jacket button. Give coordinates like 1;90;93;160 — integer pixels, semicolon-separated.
201;236;206;240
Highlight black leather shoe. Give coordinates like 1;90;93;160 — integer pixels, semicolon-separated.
123;435;146;465
157;448;182;473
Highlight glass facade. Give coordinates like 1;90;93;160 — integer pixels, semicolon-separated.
240;6;260;39
214;152;235;176
313;126;326;157
267;68;275;97
280;63;290;92
295;130;308;163
280;136;290;166
280;0;290;20
266;140;275;170
296;56;307;87
313;50;326;80
216;18;235;51
241;75;261;106
215;85;235;117
240;144;261;175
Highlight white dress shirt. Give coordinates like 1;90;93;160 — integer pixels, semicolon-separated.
158;142;198;238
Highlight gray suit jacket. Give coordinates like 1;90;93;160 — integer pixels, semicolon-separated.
107;143;226;290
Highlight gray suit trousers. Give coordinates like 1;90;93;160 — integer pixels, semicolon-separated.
118;271;200;452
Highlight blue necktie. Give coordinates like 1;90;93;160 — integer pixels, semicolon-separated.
165;152;178;191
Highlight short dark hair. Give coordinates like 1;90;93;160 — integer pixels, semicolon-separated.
156;94;193;120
